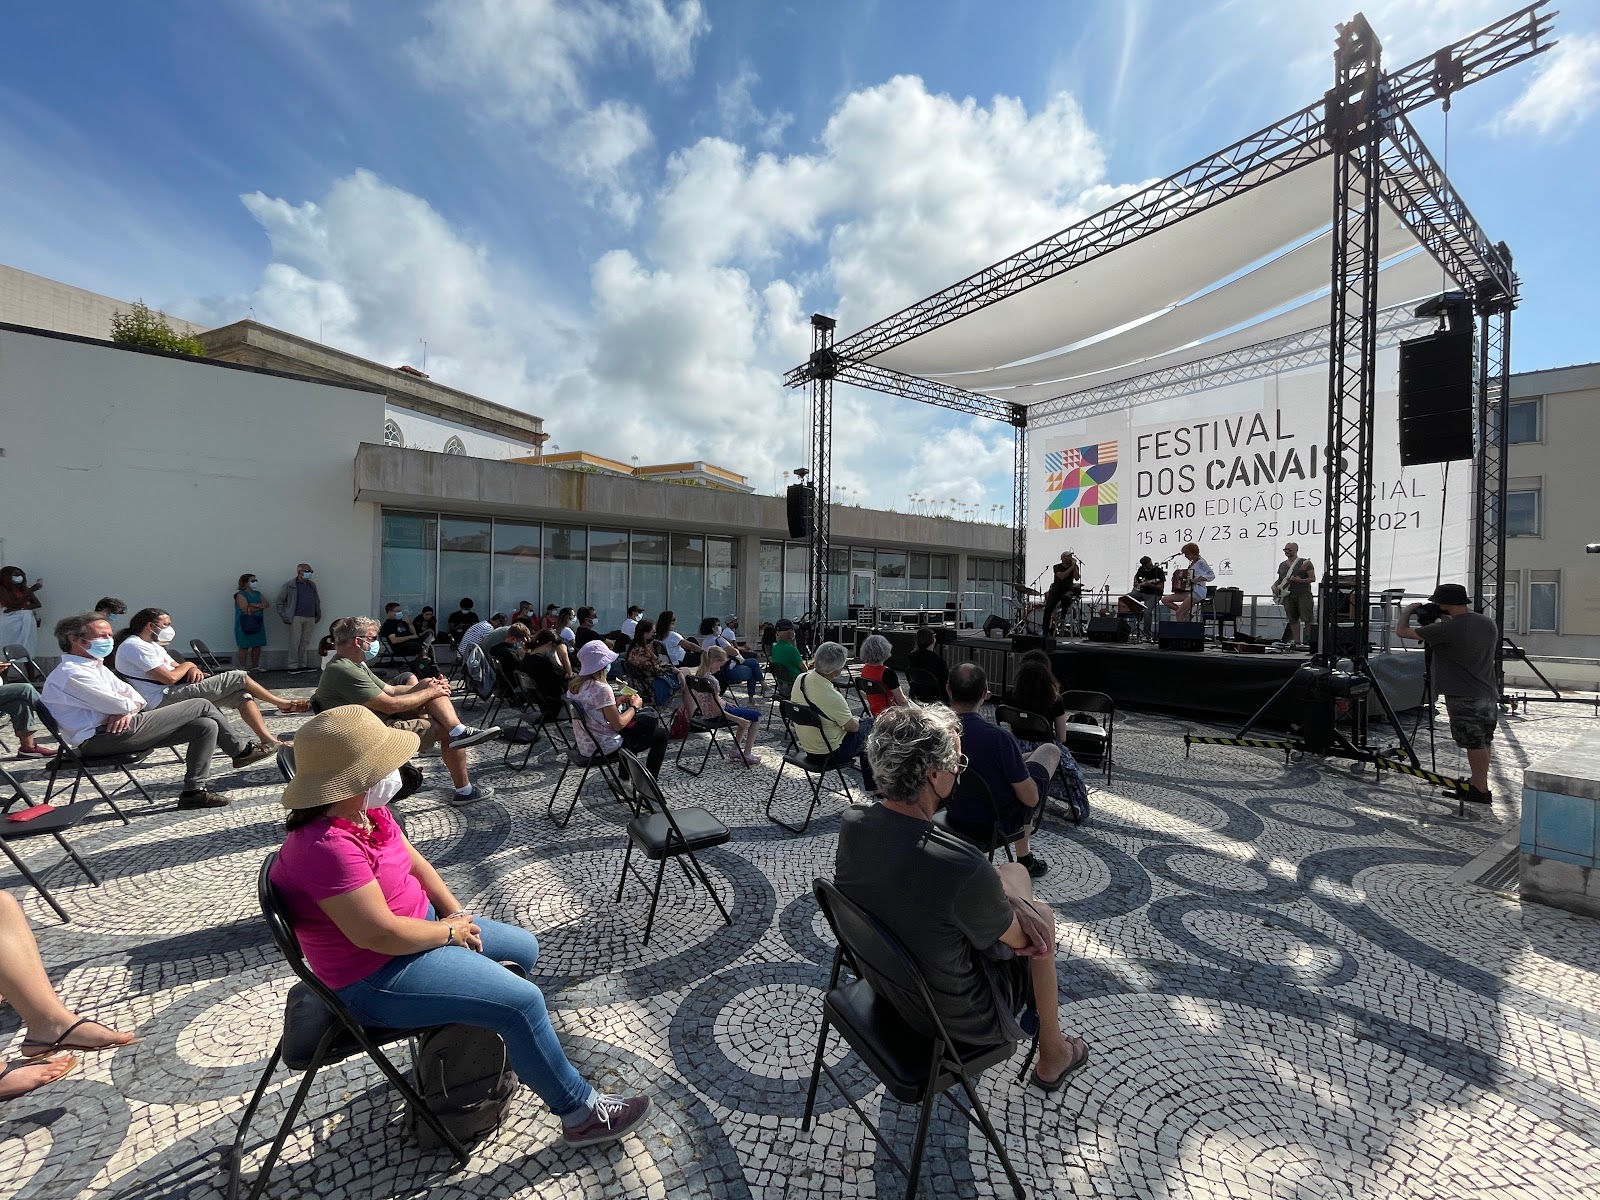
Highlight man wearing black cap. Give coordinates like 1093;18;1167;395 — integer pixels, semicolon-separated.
1396;584;1499;805
768;618;804;680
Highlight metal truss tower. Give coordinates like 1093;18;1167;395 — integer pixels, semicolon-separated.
805;314;837;628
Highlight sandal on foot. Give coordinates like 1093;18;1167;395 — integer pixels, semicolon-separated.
275;700;312;715
0;1056;77;1101
1031;1036;1090;1093
20;1017;141;1059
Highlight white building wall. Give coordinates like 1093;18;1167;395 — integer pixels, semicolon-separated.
0;329;382;668
0;263;204;340
385;406;537;459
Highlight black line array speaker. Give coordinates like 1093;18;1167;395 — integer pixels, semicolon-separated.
1398;328;1474;466
786;483;814;539
1086;615;1131;643
1157;621;1206;652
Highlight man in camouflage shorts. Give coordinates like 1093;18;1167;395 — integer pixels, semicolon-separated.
1397;583;1500;806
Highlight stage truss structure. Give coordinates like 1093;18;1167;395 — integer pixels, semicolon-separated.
785;2;1552;643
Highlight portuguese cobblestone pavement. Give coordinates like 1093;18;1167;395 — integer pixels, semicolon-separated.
2;680;1598;1199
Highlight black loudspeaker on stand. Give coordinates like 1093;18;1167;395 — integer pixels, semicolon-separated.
1158;622;1206;652
1397;327;1474;466
1086;615;1131;644
786;483;814;539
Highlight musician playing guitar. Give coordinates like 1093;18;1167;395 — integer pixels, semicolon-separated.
1040;551;1083;634
1272;541;1317;645
1160;542;1214;623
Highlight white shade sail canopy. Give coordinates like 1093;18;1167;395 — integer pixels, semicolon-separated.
862;156;1459;405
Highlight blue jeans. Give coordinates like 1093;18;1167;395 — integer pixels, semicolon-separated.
719;659;761;699
810;717;875;790
335;911;592;1118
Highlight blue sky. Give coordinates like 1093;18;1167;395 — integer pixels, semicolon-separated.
2;0;1596;514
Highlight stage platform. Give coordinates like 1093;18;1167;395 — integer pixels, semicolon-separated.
940;633;1311;726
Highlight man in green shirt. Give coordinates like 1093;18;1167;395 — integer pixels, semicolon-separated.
316;615;500;805
768;618;805;680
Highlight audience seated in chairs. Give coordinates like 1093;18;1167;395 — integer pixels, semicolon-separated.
526;628;573;682
833;704;1089;1092
41;612;274;809
1006;651;1089;805
487;622;534;685
655;611;698;668
679;646;759;765
856;634;910;717
906;624;950;698
0;888;140;1103
768;618;804;680
412;605;437;642
625;620;678;708
568;641;667;778
792;641;876;795
697;617;760;701
314;616;498;807
620;605;645;639
113;608;310;750
266;707;651;1147
444;597;478;647
457;613;504;657
571;607;607;651
945;663;1057;878
0;660;55;758
377;603;428;663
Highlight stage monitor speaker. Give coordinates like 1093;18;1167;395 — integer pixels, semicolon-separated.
786;483;813;538
982;614;1010;638
1157;621;1206;652
1012;634;1050;654
1398;328;1474;466
1086;615;1130;644
936;627;958;645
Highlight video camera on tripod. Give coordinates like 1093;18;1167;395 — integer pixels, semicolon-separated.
1412;601;1444;627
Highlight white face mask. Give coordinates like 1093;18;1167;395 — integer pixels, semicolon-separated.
248;578;259;587
302;570;314;580
362;768;404;811
156;626;176;644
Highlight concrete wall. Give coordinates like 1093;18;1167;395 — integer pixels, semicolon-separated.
0;263;204;340
0;326;384;667
386;406;535;459
1507;362;1600;663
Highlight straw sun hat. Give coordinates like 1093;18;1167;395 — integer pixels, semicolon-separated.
281;705;420;810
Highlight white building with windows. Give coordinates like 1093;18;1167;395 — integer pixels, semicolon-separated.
1503;361;1600;676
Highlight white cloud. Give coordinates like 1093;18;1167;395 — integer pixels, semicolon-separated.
1491;33;1600;138
407;0;709;222
716;65;794;148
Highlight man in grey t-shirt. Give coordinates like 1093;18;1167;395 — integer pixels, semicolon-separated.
1397;583;1500;805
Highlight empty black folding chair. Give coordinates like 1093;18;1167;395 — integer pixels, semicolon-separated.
803;879;1031;1200
547;695;628;828
616;750;732;943
994;704;1085;825
763;662;797;733
2;645;48;688
189;638;229;674
33;706;137;823
930;770;1028;864
765;700;855;835
226;854;470;1200
499;669;555;772
1057;689;1114;785
674;675;741;777
0;790;101;924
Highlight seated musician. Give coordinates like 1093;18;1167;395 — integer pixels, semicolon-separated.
1040;552;1082;633
1160;543;1214;623
1129;555;1166;639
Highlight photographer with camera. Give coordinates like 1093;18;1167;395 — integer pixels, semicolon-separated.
1396;584;1499;806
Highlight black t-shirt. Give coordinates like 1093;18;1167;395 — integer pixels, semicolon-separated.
447;610;477;633
572;626;607;650
907;648;950;694
1135;565;1165;593
488;642;523;682
834;804;1014;1044
379;618;420;647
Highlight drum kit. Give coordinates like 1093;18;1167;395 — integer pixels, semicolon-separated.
1002;550;1111;637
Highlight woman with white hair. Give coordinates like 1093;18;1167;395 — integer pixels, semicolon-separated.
790;641;876;793
856;634;909;717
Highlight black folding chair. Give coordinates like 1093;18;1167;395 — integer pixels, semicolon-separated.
1058;690;1114;785
803;879;1031;1200
931;770;1028;863
616;750;732;943
674;675;741;777
499;669;556;772
904;667;944;705
764;662;797;732
275;745;296;782
189;638;229;674
33;706;138;822
995;704;1086;825
547;695;628;828
0;790;101;923
854;676;892;720
457;644;495;713
765;700;855;834
226;855;470;1200
3;645;48;688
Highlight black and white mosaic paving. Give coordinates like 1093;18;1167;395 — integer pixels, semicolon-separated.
3;689;1599;1199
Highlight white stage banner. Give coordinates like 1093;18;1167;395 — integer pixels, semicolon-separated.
1028;350;1472;603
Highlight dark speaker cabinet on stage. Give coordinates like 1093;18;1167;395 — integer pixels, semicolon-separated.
936;627;958;645
786;483;814;538
1398;328;1474;466
1158;621;1206;652
1011;634;1051;654
1086;615;1130;643
982;614;1010;637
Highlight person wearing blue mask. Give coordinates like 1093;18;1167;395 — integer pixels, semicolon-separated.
378;602;428;664
39;613;275;809
314;616;499;806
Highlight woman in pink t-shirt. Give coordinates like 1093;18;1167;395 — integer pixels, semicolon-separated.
267;706;650;1148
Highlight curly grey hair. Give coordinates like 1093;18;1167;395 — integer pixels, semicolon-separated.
812;640;848;674
867;704;963;806
859;634;892;665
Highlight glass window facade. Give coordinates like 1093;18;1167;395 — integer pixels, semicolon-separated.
631;531;669;623
705;536;738;623
439;518;491;614
587;529;630;630
381;513;436;618
1507;398;1540;444
492;522;540;617
670;534;706;630
1529;572;1559;633
1507;488;1540;537
542;525;587;612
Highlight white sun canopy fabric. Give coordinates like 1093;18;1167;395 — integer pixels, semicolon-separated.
862;156;1454;404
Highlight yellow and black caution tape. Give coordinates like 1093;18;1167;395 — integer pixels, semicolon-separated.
1184;734;1297;753
1372;757;1470;792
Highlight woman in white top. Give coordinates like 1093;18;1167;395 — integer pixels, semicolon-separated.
566;640;668;776
678;646;760;764
1160;543;1216;623
654;610;700;668
697;617;760;700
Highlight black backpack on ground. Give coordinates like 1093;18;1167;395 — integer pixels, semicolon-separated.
406;964;523;1149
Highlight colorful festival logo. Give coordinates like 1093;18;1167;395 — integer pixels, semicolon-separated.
1042;441;1118;529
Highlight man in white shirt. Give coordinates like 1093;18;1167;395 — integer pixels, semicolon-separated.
113;607;310;749
1161;542;1216;623
41;613;274;809
620;606;644;639
458;614;504;656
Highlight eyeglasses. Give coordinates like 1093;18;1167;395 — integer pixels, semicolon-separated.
943;754;969;776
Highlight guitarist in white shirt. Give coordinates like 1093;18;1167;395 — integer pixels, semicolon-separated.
1272;542;1317;646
